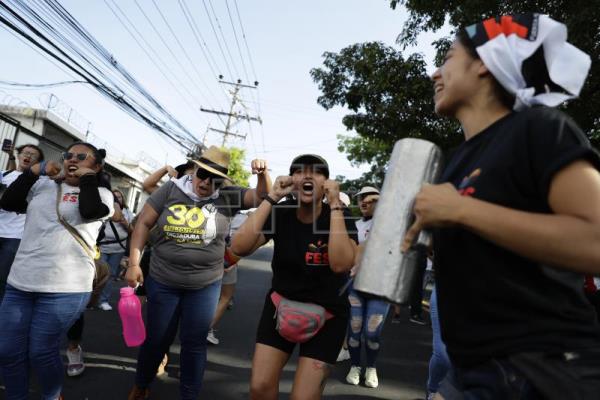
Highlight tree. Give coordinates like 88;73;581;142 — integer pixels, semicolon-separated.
310;42;460;186
390;0;600;141
224;146;251;187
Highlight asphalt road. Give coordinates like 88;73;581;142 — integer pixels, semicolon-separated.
1;246;433;400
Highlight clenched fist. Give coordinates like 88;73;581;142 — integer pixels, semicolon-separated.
268;176;294;202
251;159;268;175
323;180;341;206
31;160;62;177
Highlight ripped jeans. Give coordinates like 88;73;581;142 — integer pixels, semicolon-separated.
347;285;390;367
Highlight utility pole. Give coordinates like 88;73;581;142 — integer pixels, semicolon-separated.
200;77;261;147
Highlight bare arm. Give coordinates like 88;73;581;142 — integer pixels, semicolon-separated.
323;180;357;273
232;175;292;256
328;209;357;273
403;160;600;274
2;145;16;170
125;203;159;286
230;201;270;256
112;202;124;222
142;165;176;194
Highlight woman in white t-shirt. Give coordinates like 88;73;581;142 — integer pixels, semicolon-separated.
0;142;114;400
0;143;44;303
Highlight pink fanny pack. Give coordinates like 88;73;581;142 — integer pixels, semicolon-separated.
270;291;334;343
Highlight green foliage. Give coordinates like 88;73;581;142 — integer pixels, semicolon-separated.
310;41;461;185
390;0;600;145
224;146;250;187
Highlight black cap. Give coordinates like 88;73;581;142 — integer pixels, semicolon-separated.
289;154;329;179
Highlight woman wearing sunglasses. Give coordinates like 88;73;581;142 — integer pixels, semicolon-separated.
0;142;114;400
125;146;271;400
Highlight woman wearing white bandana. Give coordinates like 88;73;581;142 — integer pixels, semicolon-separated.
402;13;600;400
125;146;271;400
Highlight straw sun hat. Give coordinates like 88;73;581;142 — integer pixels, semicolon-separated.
191;145;233;181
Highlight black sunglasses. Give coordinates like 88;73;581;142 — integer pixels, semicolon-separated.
62;152;91;161
195;168;220;181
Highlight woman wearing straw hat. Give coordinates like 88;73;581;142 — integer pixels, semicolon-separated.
402;14;600;399
126;146;271;400
232;154;358;400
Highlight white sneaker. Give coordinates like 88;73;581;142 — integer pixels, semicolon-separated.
364;367;379;388
98;302;112;311
66;345;85;377
206;329;219;345
336;348;350;362
345;366;361;385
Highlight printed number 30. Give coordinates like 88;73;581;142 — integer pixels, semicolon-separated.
166;205;205;228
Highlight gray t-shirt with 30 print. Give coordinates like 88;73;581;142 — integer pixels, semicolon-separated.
147;180;248;289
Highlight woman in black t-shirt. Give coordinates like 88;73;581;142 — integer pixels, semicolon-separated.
231;154;358;400
402;14;600;399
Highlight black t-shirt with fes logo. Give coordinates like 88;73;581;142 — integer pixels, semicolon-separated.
434;106;600;367
262;200;358;316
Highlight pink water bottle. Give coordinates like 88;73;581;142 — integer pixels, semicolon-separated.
118;287;146;347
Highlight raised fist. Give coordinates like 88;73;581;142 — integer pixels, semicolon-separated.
269;176;294;201
251;159;268;175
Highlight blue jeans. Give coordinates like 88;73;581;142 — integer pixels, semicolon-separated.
427;286;451;393
0;237;21;304
135;275;221;399
0;285;90;400
347;285;390;367
99;252;125;304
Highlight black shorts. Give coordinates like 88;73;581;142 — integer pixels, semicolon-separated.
255;292;348;364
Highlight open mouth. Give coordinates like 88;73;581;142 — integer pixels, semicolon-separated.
301;182;314;196
66;165;78;176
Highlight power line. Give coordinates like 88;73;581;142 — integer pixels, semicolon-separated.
132;0;215;111
0;0;197;149
38;0;197;142
207;0;240;80
103;0;209;125
224;0;250;86
0;78;87;88
233;0;259;82
177;0;230;106
149;0;224;110
177;0;219;78
201;0;234;80
224;0;258;113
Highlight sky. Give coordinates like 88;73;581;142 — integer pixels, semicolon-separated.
0;0;449;184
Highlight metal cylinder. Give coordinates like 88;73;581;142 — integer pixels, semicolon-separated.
353;138;442;304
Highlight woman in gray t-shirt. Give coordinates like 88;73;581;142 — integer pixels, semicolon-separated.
125;146;271;399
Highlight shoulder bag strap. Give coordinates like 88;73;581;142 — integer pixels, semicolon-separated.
108;220;127;250
55;182;96;260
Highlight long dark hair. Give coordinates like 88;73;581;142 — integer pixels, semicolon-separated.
456;29;516;110
66;141;110;189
